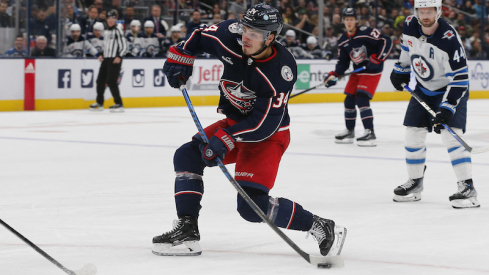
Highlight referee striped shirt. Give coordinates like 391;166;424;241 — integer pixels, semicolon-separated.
102;25;128;58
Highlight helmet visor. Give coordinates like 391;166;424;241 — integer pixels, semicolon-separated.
238;23;267;42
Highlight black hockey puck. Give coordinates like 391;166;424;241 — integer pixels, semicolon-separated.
317;263;332;269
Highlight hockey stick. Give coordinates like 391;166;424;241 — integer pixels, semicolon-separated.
290;66;366;99
403;85;489;154
0;219;97;275
178;81;344;268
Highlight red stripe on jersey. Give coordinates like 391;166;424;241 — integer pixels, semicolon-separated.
174;191;203;197
202;32;242;58
286;202;296;229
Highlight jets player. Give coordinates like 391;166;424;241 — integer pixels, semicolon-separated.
87;22;104;55
136;21;161;57
325;8;392;147
125;20;141;57
63;23;98;57
390;0;478;208
152;4;347;257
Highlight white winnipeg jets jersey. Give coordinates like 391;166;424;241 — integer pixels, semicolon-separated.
399;15;468;104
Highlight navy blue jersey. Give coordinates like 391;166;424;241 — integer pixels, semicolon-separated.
335;26;392;75
181;20;297;142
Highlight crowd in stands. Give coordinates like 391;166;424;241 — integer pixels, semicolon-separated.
0;0;488;59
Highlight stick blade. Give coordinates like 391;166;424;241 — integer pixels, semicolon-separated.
74;263;97;275
309;255;344;268
470;146;489;154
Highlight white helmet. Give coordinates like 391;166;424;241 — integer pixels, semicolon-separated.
130;20;141;28
170;25;181;33
285;29;296;38
93;22;104;31
306;36;317;45
70;23;81;32
414;0;442;21
144;20;155;28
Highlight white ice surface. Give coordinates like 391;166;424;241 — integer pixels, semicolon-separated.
1;100;489;275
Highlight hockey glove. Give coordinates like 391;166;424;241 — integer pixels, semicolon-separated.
201;128;236;167
433;102;455;134
163;46;195;88
367;54;383;71
390;62;411;91
324;71;340;88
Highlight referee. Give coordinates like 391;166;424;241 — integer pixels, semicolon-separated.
90;9;128;112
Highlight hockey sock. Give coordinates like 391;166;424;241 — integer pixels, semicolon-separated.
440;128;472;181
405;127;428;179
356;94;373;130
344;95;356;130
237;188;313;231
174;172;204;218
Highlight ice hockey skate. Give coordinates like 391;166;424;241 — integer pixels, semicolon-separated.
356;129;376;147
109;104;124;113
449;179;480;209
393;166;426;202
152;216;202;256
335;129;354;144
89;103;103;111
307;215;347;257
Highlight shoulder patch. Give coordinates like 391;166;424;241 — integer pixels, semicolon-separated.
228;22;240;34
281;66;294;81
405;15;414;26
442;30;455;40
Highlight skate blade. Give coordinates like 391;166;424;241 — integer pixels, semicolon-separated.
393;193;421;202
327;226;347;257
310;255;344;268
357;140;377;147
335;138;354;144
89;108;103;112
152;241;202;256
109;109;125;113
451;197;480;209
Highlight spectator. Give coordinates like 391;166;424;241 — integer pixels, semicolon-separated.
458;26;472;54
79;5;99;35
186;10;202;33
278;0;290;14
332;14;344;36
88;22;104;55
93;0;104;11
295;0;308;15
295;9;315;42
144;5;167;38
98;9;108;29
324;26;338;58
208;3;225;20
31;35;55;57
160;25;184;56
177;0;194;16
283;6;299;26
125;19;141;57
110;0;124;20
229;0;246;16
323;6;332;27
474;0;486;19
209;13;222;25
123;5;136;32
4;34;27;57
29;8;52;44
136;21;161;57
0;2;12;27
65;4;78;25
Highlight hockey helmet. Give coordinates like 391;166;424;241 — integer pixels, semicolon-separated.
93;22;104;31
144;20;155;28
285;29;296;38
130;20;141;28
240;3;283;41
342;7;357;19
414;0;442;21
306;36;317;45
70;23;81;32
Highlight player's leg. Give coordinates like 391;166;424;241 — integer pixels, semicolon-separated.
235;130;346;256
438;93;479;208
335;75;358;144
152;119;232;256
355;74;381;146
106;61;124;112
91;60;108;110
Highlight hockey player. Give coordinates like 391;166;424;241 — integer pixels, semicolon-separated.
390;0;479;208
160;25;184;57
125;20;141;57
325;8;392;146
63;23;98;57
87;22;104;55
136;21;161;57
153;4;347;257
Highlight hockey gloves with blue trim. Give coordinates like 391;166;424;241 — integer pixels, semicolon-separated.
201;128;236;167
324;71;340;88
433;102;455;134
163;46;195;88
390;62;411;91
367;54;383;71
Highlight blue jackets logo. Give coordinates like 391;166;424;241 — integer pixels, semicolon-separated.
81;69;94;88
58;69;71;88
154;69;165;87
132;69;145;87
